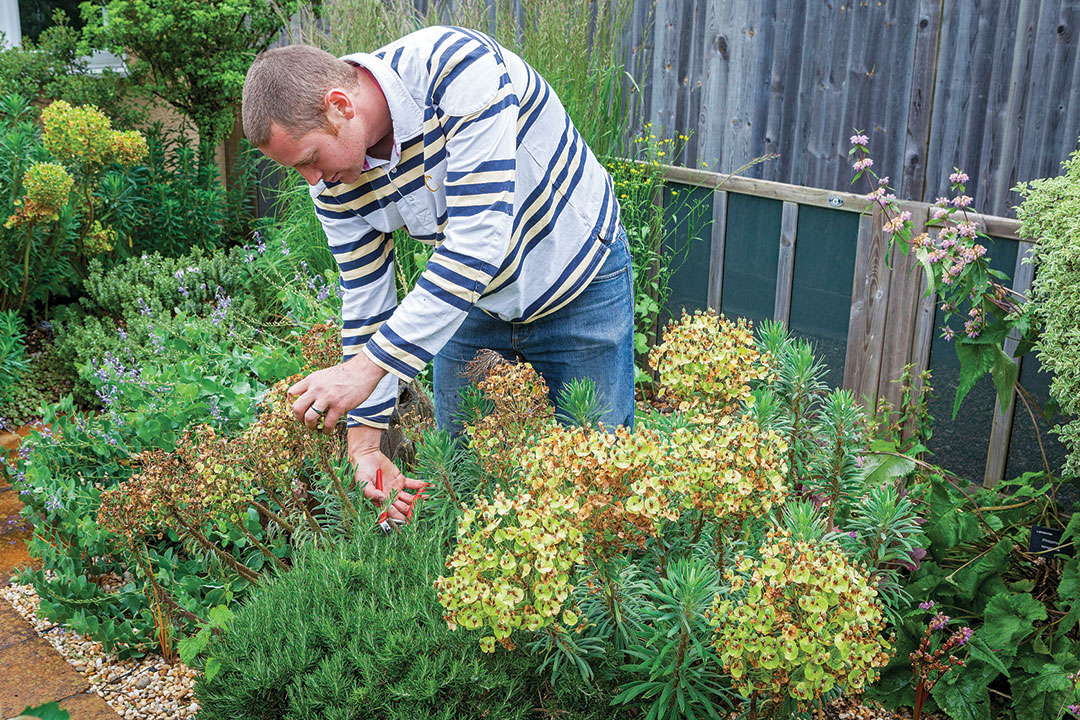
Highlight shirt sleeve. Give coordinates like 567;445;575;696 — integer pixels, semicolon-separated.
311;197;400;430
363;43;517;382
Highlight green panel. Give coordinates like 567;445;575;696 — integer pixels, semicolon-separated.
720;193;782;327
788;205;860;389
925;237;1019;483
659;183;714;324
1004;338;1070;482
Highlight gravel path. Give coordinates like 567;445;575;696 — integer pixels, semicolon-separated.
1;582;199;720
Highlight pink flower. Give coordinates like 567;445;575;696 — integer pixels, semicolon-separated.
850;133;869;146
878;175;890;185
974;244;987;257
952;195;973;209
934;196;951;207
931;206;949;219
919;600;935;610
866;187;886;201
943;326;955;341
957;222;977;238
853;157;874;172
882;215;906;233
949;171;969;185
950;626;974;646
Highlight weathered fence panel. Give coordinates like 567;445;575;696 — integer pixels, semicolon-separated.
629;0;1080;218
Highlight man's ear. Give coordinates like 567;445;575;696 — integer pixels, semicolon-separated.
324;88;356;121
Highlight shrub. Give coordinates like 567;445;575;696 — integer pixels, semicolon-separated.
0;309;28;407
195;528;599;720
1016;143;1080;477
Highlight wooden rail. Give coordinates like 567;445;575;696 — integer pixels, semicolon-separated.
655;163;1032;487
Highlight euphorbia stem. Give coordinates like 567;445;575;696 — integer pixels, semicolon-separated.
319;453;358;533
239;522;289;573
133;546;206;627
168;510;261;584
250;498;295;534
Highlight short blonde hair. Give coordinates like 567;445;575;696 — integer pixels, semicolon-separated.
242;45;358;146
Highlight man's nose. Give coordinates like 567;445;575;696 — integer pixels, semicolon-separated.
297;166;321;185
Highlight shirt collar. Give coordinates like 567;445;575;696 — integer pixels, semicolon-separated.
340;52;423;172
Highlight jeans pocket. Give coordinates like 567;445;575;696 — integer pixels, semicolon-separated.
592;227;631;283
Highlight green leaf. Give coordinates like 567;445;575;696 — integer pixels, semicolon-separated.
860;452;917;485
947;539;1012;601
952;343;996;419
1060;557;1080;602
204;656;222;684
981;593;1047;661
17;702;70;720
177;629;210;665
929;663;992;720
965;635;1011;677
989;346;1019;409
1009;660;1073;720
208;604;234;628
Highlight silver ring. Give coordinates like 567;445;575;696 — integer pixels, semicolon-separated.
311;406;327;416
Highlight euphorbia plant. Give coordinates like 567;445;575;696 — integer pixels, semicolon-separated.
711;529;894;719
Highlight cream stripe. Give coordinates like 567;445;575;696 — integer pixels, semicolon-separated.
527;247;607;322
422;267;481;305
334;234;391;265
369;334;425;370
447;169;515;186
446;190;512;208
340;242;393;282
432;255;493;286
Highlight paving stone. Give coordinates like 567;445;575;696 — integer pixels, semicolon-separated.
0;636;88;717
0;604;36;650
58;690;123;719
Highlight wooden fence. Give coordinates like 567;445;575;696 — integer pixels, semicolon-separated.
629;0;1080;220
651;163;1053;488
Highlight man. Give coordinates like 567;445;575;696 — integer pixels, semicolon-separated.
242;26;634;522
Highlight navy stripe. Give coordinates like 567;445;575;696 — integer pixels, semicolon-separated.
317;174;391;205
340;250;394;289
431;37;472;91
425;260;479;295
366;341;419;379
433;46;490;105
417;275;473;312
377;324;435;364
516;237;605;321
427;31;459;74
337;243;389;274
447;159;515;181
390;47;404;72
329;228;383;256
342;332;374;347
446;93;519;138
433;247;499;277
447;201;513;218
531;245;609;319
343;307;395;330
446;180;514;196
352;396;397;415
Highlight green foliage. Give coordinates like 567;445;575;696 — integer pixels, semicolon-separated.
868;471;1080;720
1016;141;1080;478
0;94;147;314
556;377;608;429
14;701;70;720
104;125;259;257
0;11;145;128
195;528;601;720
0;334;74;429
0;309;28;406
613;557;732;720
80;0;323;153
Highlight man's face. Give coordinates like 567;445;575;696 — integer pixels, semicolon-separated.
261;116;368;186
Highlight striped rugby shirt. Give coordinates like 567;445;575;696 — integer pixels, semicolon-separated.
312;26;622;429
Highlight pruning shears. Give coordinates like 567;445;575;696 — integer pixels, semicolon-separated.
374;469;429;535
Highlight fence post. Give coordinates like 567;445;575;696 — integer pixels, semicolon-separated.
774;201;799;328
707;189;728;313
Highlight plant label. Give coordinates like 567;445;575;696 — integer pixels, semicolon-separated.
1029;525;1072;558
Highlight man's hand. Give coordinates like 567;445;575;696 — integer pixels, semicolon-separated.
349;426;426;523
289;352;387;432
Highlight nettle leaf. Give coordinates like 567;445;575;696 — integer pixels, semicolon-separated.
952;343;997;419
177;629;210;665
929;661;994;720
981;593;1047;661
1009;659;1073;720
860;451;917;486
966;635;1011;677
1060;557;1080;603
947;539;1012;602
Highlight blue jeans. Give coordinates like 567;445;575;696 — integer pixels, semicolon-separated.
434;228;635;436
